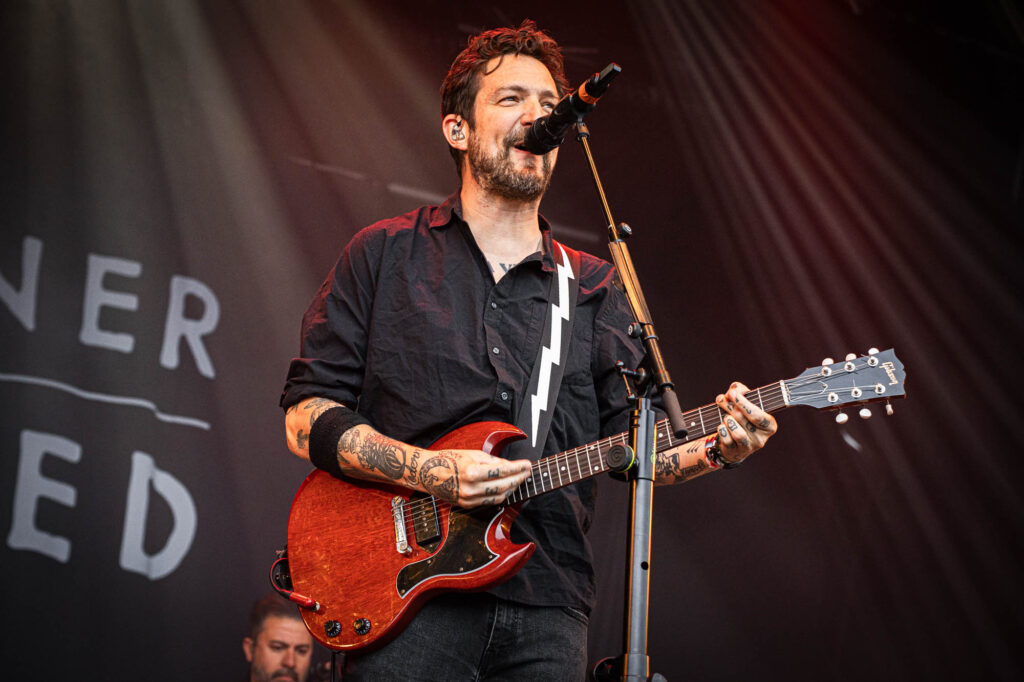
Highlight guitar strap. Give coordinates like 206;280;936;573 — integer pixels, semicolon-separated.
508;239;581;460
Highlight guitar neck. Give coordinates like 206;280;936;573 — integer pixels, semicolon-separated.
506;381;789;504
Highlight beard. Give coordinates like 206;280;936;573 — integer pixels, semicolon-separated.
251;665;301;682
467;129;553;201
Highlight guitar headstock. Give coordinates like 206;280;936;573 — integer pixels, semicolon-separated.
784;349;906;418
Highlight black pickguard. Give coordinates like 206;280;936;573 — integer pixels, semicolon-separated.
395;506;502;596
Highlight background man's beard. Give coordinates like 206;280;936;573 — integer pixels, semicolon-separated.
252;666;300;682
468;135;552;201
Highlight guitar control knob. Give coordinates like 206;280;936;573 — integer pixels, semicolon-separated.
325;620;341;638
354;618;372;636
835;412;849;424
859;408;872;420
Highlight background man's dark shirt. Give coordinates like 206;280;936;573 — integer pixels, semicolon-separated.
281;193;645;613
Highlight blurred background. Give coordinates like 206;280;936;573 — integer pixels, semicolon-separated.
1;0;1022;679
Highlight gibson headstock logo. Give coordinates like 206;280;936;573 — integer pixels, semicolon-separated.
882;361;898;385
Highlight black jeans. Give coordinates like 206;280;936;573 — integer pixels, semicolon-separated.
343;592;589;681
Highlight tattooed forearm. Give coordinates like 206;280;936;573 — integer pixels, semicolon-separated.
420;454;460;503
679;457;709;480
655;451;681;484
655;441;710;485
406;450;421;485
304;397;339;428
332;426;419;484
356;434;408;480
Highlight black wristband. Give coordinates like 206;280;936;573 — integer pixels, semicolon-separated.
308;406;371;479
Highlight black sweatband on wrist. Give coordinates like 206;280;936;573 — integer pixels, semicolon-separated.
308;406;371;479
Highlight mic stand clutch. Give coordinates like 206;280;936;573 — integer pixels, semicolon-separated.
569;82;687;681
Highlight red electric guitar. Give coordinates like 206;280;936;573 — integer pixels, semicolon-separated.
285;349;906;652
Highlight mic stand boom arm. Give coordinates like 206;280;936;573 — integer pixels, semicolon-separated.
576;119;688;439
574;103;684;681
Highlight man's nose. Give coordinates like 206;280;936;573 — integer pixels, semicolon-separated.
521;98;547;125
281;647;296;668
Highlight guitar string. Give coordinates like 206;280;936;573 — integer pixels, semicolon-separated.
334;363;900;545
396;394;794;530
395;384;866;531
388;363;895;532
395;378;875;529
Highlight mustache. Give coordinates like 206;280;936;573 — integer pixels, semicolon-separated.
271;669;299;682
504;130;527;150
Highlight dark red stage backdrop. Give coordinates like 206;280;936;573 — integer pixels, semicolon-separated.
1;1;1021;679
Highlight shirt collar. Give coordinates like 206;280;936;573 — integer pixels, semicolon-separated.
431;191;557;272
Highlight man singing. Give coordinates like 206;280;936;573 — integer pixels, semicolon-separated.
281;20;776;680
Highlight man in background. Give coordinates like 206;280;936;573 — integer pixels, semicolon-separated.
242;593;314;682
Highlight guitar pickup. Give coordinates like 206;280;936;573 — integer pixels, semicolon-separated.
391;497;412;555
411;494;441;551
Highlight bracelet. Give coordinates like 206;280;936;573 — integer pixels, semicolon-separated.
704;434;741;470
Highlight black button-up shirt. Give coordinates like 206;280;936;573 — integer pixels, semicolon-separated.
281;193;645;612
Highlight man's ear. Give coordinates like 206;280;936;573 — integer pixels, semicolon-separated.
242;637;254;663
442;114;468;151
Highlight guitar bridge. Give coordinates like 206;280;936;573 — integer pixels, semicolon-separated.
391;497;412;555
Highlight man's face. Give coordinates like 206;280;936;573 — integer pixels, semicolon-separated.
242;615;313;682
466;54;560;201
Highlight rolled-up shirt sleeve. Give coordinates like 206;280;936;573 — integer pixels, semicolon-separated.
280;226;382;411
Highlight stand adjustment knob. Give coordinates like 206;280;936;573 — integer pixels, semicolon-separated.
606;444;635;472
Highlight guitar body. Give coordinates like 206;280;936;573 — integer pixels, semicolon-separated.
286;421;534;652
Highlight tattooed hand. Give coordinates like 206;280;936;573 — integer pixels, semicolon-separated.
714;382;778;465
419;449;532;508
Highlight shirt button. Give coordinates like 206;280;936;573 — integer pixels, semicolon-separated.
500;392;509;400
490;301;498;309
492;347;500;355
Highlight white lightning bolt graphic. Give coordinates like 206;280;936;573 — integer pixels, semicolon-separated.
529;244;574;446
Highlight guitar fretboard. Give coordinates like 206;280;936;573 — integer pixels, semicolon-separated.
506;383;787;503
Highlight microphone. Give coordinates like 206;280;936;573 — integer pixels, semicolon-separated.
522;62;621;155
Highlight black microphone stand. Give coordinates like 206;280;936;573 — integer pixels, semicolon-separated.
574;114;688;682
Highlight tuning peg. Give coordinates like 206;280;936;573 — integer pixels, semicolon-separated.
859;408;872;419
835;411;849;424
868;347;879;355
845;353;857;361
885;402;894;416
822;357;834;366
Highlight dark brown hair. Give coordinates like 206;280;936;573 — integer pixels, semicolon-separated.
440;20;571;171
247;592;302;640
